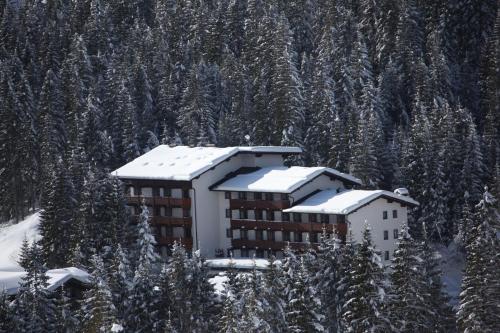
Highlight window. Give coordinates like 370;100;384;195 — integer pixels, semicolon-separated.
393;229;399;239
282;231;290;242
267;210;275;221
241;249;249;257
384;251;390;260
238;192;247;200
256;230;264;240
337;215;345;223
281;193;288;201
182;189;190;198
256;249;265;258
165;207;172;217
225;191;231;199
392;210;398;218
254;192;262;200
164;188;171;197
240;229;248;240
294;232;303;242
225;209;231;218
310;232;318;243
383;211;388;220
239;209;248;219
185;227;192;238
384;230;389;240
267;230;274;241
255;210;263;220
183;208;190;218
282;213;290;222
309;214;317;223
293;213;302;223
321;214;329;223
265;192;273;201
226;228;233;238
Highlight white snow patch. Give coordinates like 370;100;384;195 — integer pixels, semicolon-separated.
0;212;41;271
209;273;228;295
436;242;465;307
111;323;124;332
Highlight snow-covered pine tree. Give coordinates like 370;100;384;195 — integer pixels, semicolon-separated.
108;244;132;322
341;225;389;332
127;202;160;332
218;258;240;333
54;286;80;333
81;254;118;333
14;242;57;333
457;188;500;332
236;263;270;332
262;256;287;332
39;157;77;268
0;291;15;333
387;227;430;332
284;254;323;332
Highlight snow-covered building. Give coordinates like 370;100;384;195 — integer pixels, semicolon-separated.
112;145;418;262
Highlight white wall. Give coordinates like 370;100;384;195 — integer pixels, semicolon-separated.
290;175;344;203
347;198;408;264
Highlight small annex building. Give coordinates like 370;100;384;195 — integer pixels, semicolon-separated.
112;145;418;263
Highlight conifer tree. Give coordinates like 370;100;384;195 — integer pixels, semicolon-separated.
127;203;160;332
387;227;430;332
81;255;118;333
457;188;500;332
39;157;77;268
14;242;57;333
0;291;14;333
342;225;388;332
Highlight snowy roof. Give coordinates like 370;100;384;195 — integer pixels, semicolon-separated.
0;267;90;296
111;145;302;181
284;189;419;215
212;166;361;193
205;258;274;270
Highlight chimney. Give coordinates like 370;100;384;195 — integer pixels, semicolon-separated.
394;188;409;196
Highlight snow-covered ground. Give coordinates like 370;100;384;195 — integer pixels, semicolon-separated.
0;212;41;271
0;213;90;295
436;242;465;307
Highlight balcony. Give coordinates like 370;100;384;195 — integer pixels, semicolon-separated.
230;219;347;235
231;239;317;251
152;216;192;227
126;196;191;208
229;199;290;210
157;236;193;249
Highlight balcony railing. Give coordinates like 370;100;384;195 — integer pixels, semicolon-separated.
152;216;192;227
126;196;191;208
229;199;290;210
230;219;347;235
231;239;317;251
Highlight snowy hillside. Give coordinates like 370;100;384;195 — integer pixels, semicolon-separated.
0;212;41;271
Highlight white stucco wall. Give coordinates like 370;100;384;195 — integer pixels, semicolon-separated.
290;175;345;203
193;152;286;257
347;198;408;263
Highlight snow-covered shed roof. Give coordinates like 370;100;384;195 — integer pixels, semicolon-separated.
284;189;419;215
205;258;273;270
0;267;90;296
111;145;302;181
212;166;361;193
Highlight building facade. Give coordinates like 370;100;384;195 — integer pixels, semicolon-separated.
112;145;418;263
